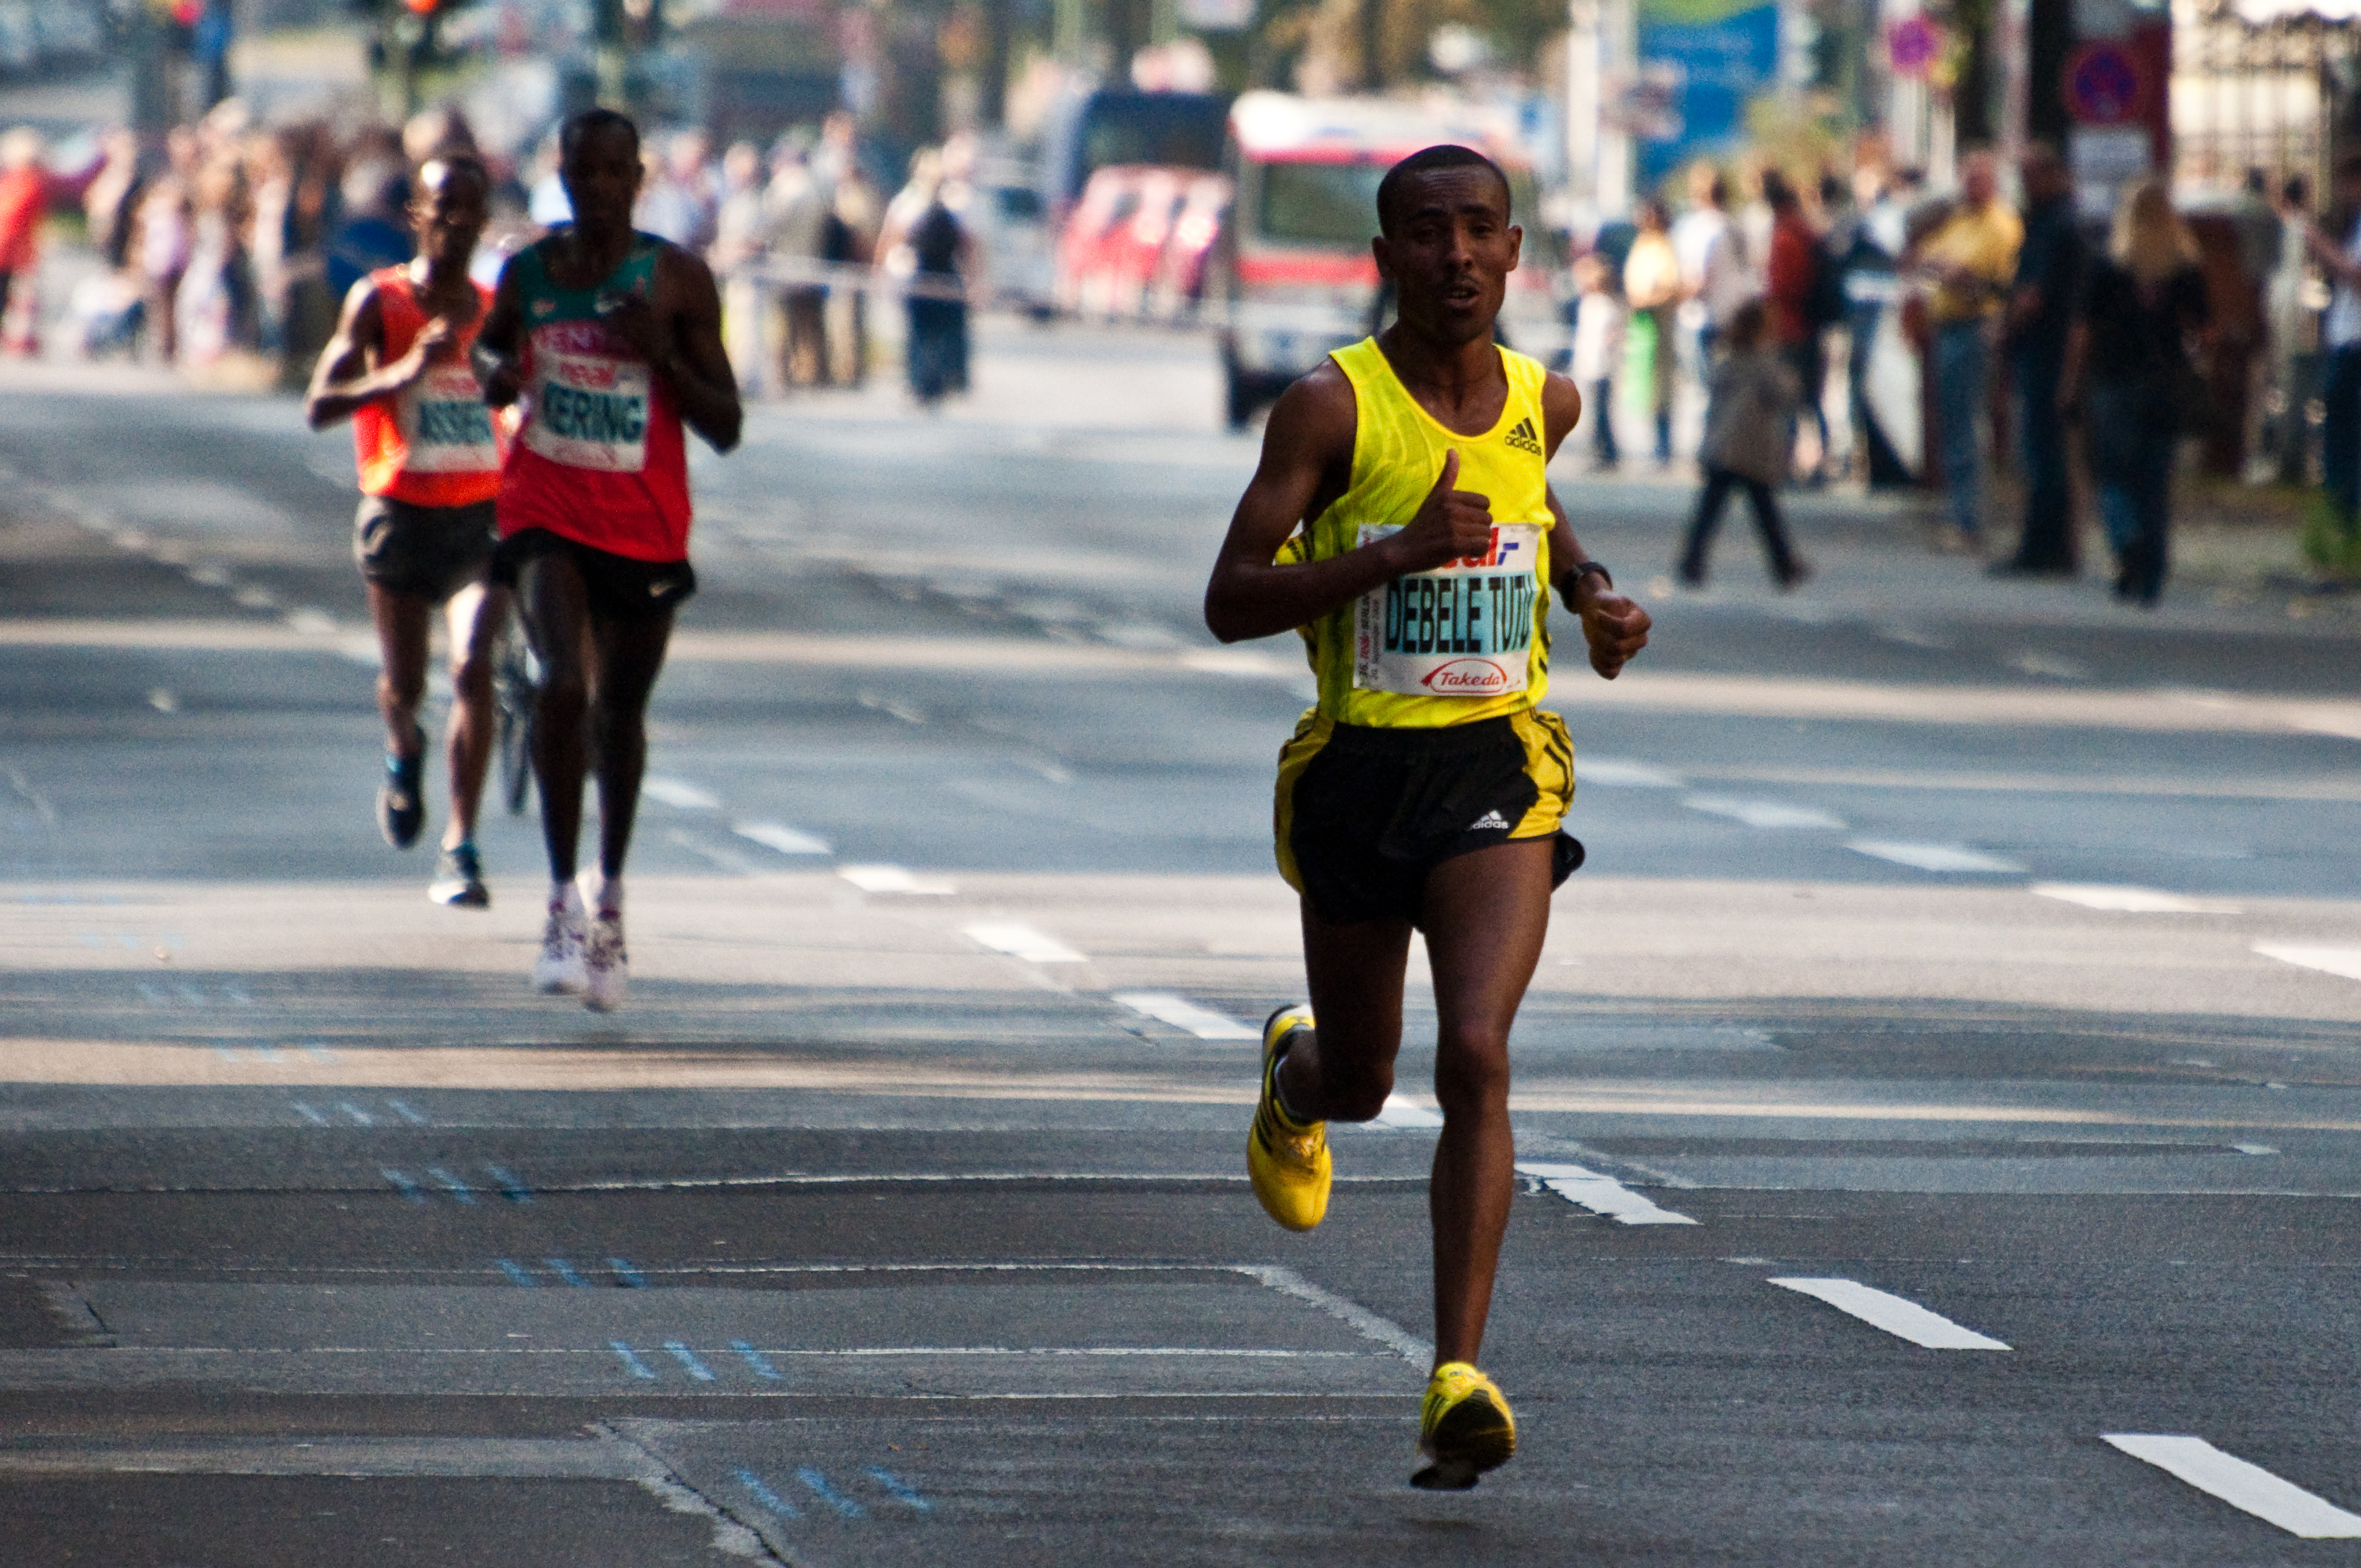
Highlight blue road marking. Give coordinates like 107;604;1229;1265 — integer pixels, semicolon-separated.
381;1168;426;1204
303;1043;337;1061
290;1102;329;1126
734;1469;801;1519
386;1098;428;1124
495;1258;537;1287
663;1341;716;1381
483;1164;532;1203
223;982;252;1005
115;933;138;949
210;1044;239;1063
865;1468;932;1512
545;1258;590;1287
609;1341;657;1380
797;1468;865;1518
731;1340;784;1381
173;983;205;1006
79;932;101;947
425;1167;477;1204
252;1044;283;1064
608;1257;648;1288
337;1102;375;1126
137;982;163;1005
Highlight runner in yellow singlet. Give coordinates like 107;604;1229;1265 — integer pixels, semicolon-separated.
1203;145;1653;1491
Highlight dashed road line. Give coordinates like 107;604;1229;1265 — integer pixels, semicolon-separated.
495;1259;537;1287
1374;1095;1444;1129
2253;944;2361;983
336;1101;376;1126
963;921;1086;963
1684;796;1846;830
1769;1277;2010;1349
838;864;956;895
663;1341;717;1382
381;1169;426;1205
546;1258;592;1288
610;1341;657;1380
642;777;722;810
797;1467;866;1518
387;1098;429;1125
2033;884;2243;914
609;1257;649;1288
1518;1161;1697;1225
484;1164;533;1203
733;822;831;856
2103;1435;2361;1538
735;1467;802;1519
864;1467;931;1512
1111;992;1255;1039
731;1340;784;1381
289;1102;329;1126
425;1167;478;1205
1574;757;1685;788
1847;840;2026;874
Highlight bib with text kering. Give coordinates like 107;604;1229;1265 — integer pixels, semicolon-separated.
1351;523;1544;698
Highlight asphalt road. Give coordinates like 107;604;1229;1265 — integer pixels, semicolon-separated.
5;319;2361;1565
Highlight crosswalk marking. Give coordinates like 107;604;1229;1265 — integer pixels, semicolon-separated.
1684;796;1846;830
963;921;1086;964
838;864;956;896
1374;1094;1444;1129
642;777;722;810
2103;1434;2361;1538
1769;1277;2009;1349
733;822;831;856
2033;884;2242;914
1518;1161;1697;1225
1111;993;1255;1039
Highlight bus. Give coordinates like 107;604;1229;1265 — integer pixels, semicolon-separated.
1213;91;1566;428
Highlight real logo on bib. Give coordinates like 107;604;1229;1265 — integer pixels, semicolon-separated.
1420;658;1514;694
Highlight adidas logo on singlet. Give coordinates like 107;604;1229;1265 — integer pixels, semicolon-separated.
1503;416;1543;455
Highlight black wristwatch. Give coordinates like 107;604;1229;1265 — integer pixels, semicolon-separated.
1569;561;1613;592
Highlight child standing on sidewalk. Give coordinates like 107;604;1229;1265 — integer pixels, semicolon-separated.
1678;298;1808;588
1570;254;1625;470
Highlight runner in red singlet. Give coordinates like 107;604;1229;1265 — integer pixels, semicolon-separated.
472;108;742;1012
305;155;509;909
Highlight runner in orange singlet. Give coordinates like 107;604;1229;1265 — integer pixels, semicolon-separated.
473;109;742;1012
305;154;509;909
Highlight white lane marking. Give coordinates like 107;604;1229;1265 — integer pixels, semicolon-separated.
2103;1435;2361;1538
662;829;762;874
963;921;1086;964
1685;795;1846;830
284;608;337;634
2033;884;2243;914
733;822;831;856
1374;1094;1445;1129
2233;1143;2279;1155
1111;993;1255;1040
1579;758;1686;788
1769;1277;2010;1349
1848;840;2026;873
2008;652;2089;681
1178;649;1298;679
1518;1161;1697;1225
2254;945;2361;983
838;864;957;896
146;689;177;713
642;777;721;810
1237;1264;1432;1362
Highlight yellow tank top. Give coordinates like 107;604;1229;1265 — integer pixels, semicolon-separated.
1288;337;1555;729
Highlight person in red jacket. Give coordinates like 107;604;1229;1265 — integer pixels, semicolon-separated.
1763;170;1827;483
305;155;511;908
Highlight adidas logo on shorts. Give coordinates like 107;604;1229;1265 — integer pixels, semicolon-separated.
1469;809;1511;831
1503;417;1543;455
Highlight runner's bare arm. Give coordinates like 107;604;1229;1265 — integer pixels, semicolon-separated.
1204;365;1496;644
471;256;527;408
304;282;444;429
603;246;742;453
1538;372;1651;680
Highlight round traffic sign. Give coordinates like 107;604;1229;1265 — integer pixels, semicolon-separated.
2064;42;2148;126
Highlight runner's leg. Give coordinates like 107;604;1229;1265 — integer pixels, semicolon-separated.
441;578;510;851
369;582;431;760
1280;910;1413;1124
1418;837;1554;1367
584;607;676;883
517;551;593;885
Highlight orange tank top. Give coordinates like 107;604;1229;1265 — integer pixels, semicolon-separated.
352;268;506;507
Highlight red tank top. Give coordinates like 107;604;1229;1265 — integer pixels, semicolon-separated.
494;234;693;562
352;269;505;507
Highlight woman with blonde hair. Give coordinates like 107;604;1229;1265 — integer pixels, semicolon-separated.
1623;197;1683;463
2060;178;2208;604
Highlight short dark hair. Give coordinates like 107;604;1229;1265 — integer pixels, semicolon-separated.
417;152;490;200
560;107;640;163
1375;144;1510;237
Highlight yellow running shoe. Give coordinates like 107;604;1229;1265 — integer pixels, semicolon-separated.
1246;1004;1329;1232
1411;1362;1516;1490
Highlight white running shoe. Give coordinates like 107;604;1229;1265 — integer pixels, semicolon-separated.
583;909;627;1012
534;898;588;995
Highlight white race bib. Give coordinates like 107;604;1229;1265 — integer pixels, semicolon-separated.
523;352;650;473
397;365;502;474
1351;523;1544;698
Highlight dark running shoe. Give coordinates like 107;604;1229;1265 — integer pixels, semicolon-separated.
429;843;489;908
377;731;426;849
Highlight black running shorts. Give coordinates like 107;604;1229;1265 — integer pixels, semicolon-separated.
491;527;697;621
1274;709;1582;929
353;495;497;602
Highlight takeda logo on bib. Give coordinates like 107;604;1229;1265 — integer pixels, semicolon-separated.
1420;658;1513;694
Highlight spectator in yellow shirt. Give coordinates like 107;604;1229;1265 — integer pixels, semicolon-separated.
1908;151;2022;544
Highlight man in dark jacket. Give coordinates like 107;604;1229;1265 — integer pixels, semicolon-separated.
1995;143;2083;575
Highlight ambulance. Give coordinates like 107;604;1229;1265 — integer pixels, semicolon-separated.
1214;91;1567;428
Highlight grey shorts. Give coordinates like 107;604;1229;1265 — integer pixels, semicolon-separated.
353;495;498;602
